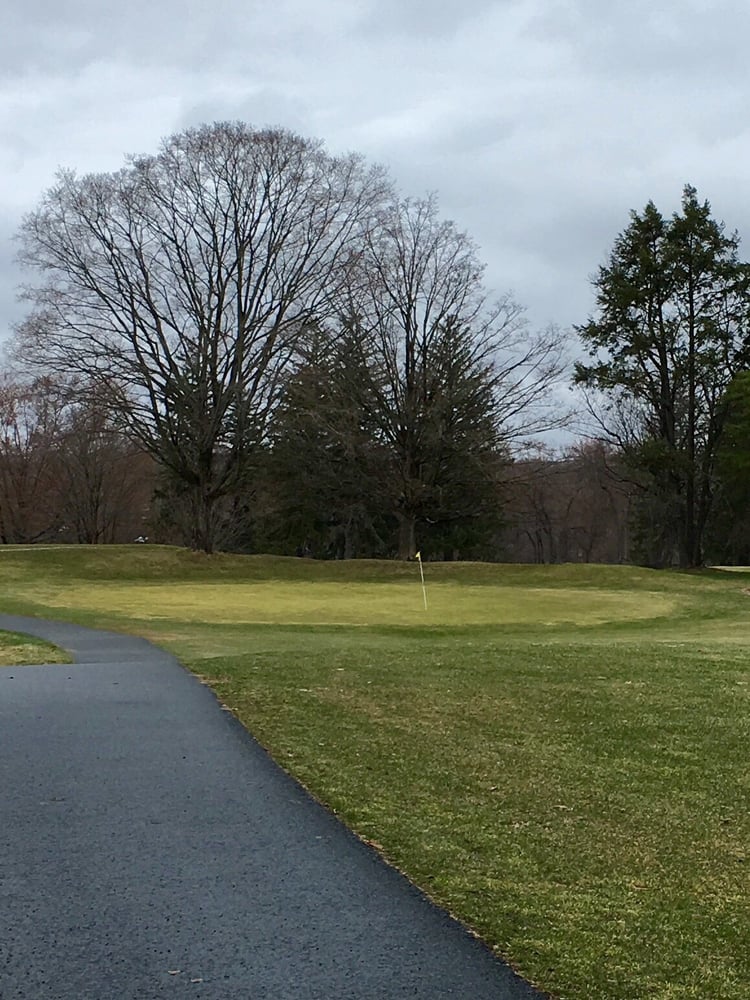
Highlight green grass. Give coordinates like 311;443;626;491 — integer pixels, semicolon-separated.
1;544;749;999
0;628;70;665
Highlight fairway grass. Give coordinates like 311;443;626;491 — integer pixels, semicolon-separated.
29;580;677;627
0;629;70;665
1;545;749;1000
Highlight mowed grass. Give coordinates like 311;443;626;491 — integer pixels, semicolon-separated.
0;629;71;665
1;545;749;999
28;580;677;626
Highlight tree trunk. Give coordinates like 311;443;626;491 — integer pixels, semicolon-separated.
397;512;416;560
343;514;357;560
190;486;217;554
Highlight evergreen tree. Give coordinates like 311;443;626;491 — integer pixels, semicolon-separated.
262;325;391;558
575;186;750;567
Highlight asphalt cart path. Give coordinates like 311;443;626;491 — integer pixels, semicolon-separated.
0;613;548;1000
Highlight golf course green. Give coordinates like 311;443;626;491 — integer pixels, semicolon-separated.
1;545;748;1000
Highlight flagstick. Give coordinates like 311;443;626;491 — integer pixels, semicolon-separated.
416;551;428;610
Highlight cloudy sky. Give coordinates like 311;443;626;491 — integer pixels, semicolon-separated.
3;0;750;346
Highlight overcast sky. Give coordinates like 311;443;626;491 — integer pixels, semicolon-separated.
3;0;750;347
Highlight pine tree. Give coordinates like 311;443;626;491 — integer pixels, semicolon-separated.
575;186;750;567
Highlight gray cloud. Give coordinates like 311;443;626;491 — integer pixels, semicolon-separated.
356;0;498;38
3;0;750;348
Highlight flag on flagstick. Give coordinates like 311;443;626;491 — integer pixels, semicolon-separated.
415;551;427;610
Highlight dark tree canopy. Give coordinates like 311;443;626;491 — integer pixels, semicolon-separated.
575;185;750;567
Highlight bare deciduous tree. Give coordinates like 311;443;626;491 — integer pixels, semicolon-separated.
15;122;389;552
502;442;632;564
340;194;569;558
0;376;65;543
56;398;155;544
0;374;156;545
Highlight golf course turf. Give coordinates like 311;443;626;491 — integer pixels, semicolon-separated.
1;545;748;999
0;628;71;665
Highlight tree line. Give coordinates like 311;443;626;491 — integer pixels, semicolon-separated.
0;381;631;562
4;122;750;565
2;371;748;566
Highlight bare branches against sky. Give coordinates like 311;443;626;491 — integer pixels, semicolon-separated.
3;0;750;339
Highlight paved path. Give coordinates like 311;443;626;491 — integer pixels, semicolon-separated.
0;614;548;1000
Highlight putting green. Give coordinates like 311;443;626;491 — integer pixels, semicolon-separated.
34;581;677;626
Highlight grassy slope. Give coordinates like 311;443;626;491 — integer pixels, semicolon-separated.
1;545;749;1000
0;629;71;665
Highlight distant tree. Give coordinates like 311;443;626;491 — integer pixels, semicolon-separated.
502;448;560;563
0;375;156;545
501;442;631;564
575;185;750;567
560;441;632;563
0;376;65;543
56;396;155;544
14;122;389;553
